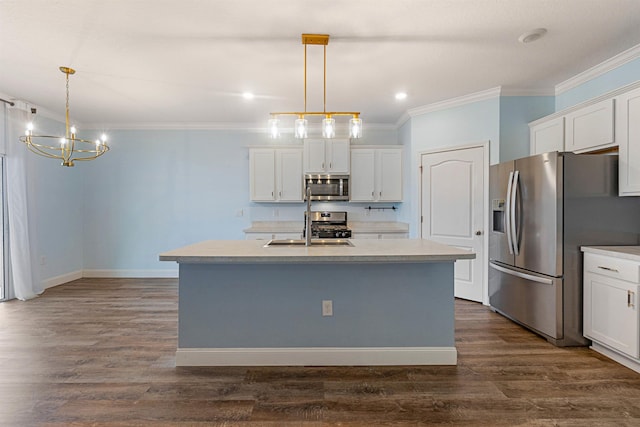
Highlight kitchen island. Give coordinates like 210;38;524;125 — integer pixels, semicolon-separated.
159;239;474;366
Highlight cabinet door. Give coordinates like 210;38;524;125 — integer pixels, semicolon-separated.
277;149;303;201
530;117;564;155
378;149;403;201
565;98;615;153
350;150;376;201
249;149;276;201
584;271;639;358
351;233;380;239
245;233;275;240
618;87;640;196
327;139;350;173
303;139;327;173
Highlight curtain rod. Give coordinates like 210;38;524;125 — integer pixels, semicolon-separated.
0;98;15;106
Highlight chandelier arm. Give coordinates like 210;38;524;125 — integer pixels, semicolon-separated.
22;140;65;160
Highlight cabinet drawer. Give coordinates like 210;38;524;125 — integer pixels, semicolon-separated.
584;253;640;283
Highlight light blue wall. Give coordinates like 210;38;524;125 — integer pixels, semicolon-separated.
26;116;84;283
81;128;400;274
406;97;500;238
556;57;640;110
499;96;555;162
397;120;412;226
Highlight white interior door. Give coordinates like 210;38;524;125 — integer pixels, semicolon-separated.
421;145;486;302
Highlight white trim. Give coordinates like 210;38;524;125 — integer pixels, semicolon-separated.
530;79;640;126
407;87;502;118
556;43;640;95
83;122;398;132
500;87;555;97
42;270;83;289
395;111;411;128
82;269;178;278
175;346;457;366
591;342;640;374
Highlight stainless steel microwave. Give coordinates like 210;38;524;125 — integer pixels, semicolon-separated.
304;174;349;201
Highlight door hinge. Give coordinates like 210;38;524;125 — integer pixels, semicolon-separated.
421;215;423;223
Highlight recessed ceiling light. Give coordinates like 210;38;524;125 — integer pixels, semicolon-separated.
243;92;255;100
518;28;547;44
395;92;407;100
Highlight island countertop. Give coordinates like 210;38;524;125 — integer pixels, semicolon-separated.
159;238;475;264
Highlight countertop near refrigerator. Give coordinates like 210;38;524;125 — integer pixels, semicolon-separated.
581;246;640;261
160;239;473;367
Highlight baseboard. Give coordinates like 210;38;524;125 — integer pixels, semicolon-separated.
175;347;457;367
591;342;640;374
82;269;179;278
42;270;83;289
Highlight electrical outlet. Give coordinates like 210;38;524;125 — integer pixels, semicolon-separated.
322;300;333;316
39;256;46;266
236;209;244;217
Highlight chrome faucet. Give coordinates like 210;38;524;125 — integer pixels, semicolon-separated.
305;186;312;246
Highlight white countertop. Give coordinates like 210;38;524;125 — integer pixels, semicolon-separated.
243;221;409;234
160;238;474;264
581;246;640;262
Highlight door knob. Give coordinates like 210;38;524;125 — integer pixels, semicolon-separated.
475;230;483;236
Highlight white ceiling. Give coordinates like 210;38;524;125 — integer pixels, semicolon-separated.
2;0;640;130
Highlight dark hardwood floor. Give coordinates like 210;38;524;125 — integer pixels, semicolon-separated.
1;278;639;426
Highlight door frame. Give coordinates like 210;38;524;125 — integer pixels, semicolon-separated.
418;141;490;305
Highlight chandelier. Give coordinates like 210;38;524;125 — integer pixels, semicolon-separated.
19;66;109;167
268;34;362;139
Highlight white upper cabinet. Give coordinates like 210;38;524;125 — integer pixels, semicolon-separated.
564;98;616;153
530;116;564;155
350;149;376;201
350;148;403;202
617;86;640;196
250;148;303;202
250;149;276;201
303;139;350;174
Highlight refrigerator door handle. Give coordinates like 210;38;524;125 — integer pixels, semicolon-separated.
505;171;514;255
511;170;520;256
490;262;553;285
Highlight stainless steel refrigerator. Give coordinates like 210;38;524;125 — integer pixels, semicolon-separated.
489;151;640;346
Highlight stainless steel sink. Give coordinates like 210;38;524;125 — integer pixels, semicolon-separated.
264;239;354;247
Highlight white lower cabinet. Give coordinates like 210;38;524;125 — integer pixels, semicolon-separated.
583;251;640;362
246;232;302;241
351;232;408;239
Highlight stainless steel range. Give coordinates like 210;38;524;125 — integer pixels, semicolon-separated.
303;211;352;239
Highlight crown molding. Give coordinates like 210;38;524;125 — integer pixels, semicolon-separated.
555;43;640;95
407;87;502;119
395;111;411;128
530;78;640;127
83;122;398;132
500;87;555;97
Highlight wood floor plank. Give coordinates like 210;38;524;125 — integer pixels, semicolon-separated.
1;278;639;426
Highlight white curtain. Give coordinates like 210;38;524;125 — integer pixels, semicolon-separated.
4;102;41;300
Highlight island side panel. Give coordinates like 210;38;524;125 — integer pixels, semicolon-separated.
178;262;454;350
